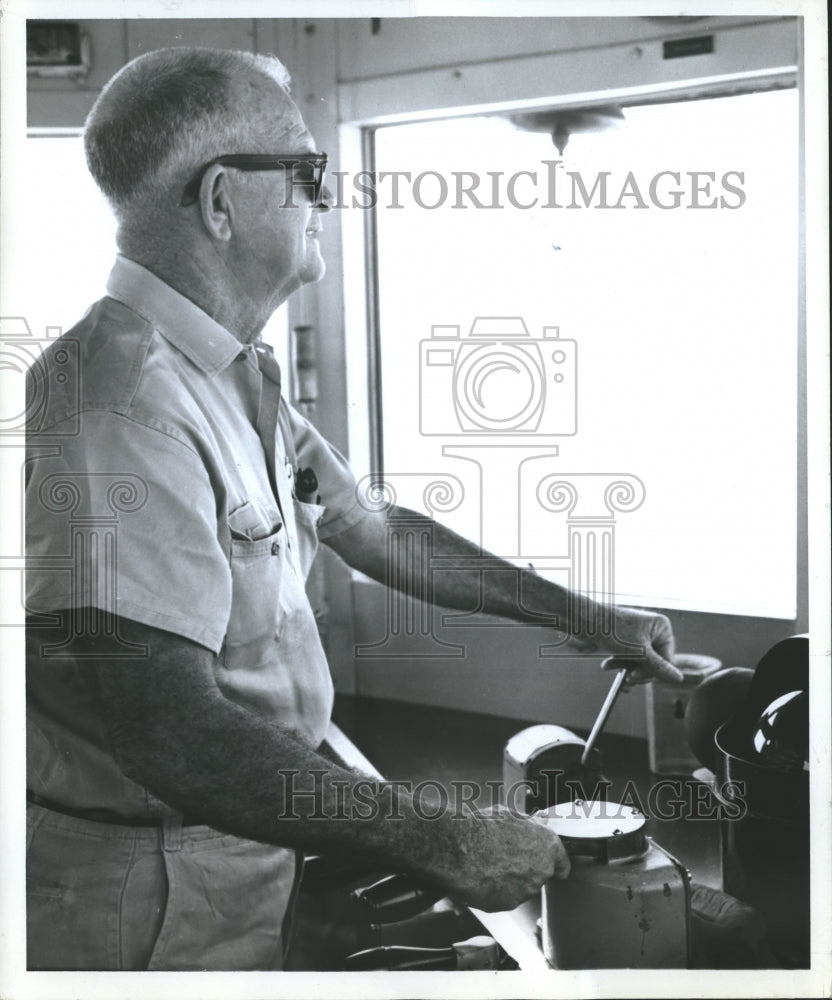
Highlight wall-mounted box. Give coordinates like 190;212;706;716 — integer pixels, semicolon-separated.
27;21;91;78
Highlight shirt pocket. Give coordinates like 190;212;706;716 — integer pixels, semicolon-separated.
291;499;326;581
222;525;285;670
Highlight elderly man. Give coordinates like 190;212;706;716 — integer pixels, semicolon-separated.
25;47;680;971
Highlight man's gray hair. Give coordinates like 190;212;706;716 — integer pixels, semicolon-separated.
85;47;292;218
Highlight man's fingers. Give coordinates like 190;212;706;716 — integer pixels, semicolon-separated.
651;620;676;668
530;818;571;881
552;838;571;880
602;654;683;684
654;635;676;666
646;647;684;683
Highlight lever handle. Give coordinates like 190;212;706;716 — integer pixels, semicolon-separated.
345;936;501;971
580;665;630;767
345;944;456;971
351;873;446;924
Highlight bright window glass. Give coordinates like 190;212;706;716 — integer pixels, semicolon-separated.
373;89;799;619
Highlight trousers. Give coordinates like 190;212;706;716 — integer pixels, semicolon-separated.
26;802;298;970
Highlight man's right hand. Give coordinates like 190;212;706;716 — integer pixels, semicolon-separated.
429;804;571;913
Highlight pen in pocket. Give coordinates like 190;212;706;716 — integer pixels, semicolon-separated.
295;467;320;505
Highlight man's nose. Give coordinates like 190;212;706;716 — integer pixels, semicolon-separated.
315;184;335;212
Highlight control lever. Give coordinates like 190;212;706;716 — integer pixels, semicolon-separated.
351;873;446;925
579;661;631;767
345;935;506;971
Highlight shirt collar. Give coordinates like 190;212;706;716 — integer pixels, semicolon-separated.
105;255;245;377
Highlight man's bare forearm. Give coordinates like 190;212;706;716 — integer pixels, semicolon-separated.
326;505;681;679
330;504;587;633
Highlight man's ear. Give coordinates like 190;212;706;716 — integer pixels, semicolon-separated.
198;164;234;241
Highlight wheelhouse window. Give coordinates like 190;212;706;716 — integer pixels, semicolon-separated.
368;88;799;619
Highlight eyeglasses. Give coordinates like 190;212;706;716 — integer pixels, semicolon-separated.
180;152;328;208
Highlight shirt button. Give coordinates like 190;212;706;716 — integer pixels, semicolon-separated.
271;540;281;555
237;352;246;362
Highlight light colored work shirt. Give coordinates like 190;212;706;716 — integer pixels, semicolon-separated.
26;254;367;819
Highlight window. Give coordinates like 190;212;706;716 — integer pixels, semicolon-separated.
6;134;288;364
10;134;118;336
369;89;799;619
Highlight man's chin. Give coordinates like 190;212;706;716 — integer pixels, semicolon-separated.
300;260;327;286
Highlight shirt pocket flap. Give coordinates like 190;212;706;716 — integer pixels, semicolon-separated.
228;500;279;542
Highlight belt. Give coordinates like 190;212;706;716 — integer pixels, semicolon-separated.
26;790;205;829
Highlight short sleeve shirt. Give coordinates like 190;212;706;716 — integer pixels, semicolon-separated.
25;256;367;817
